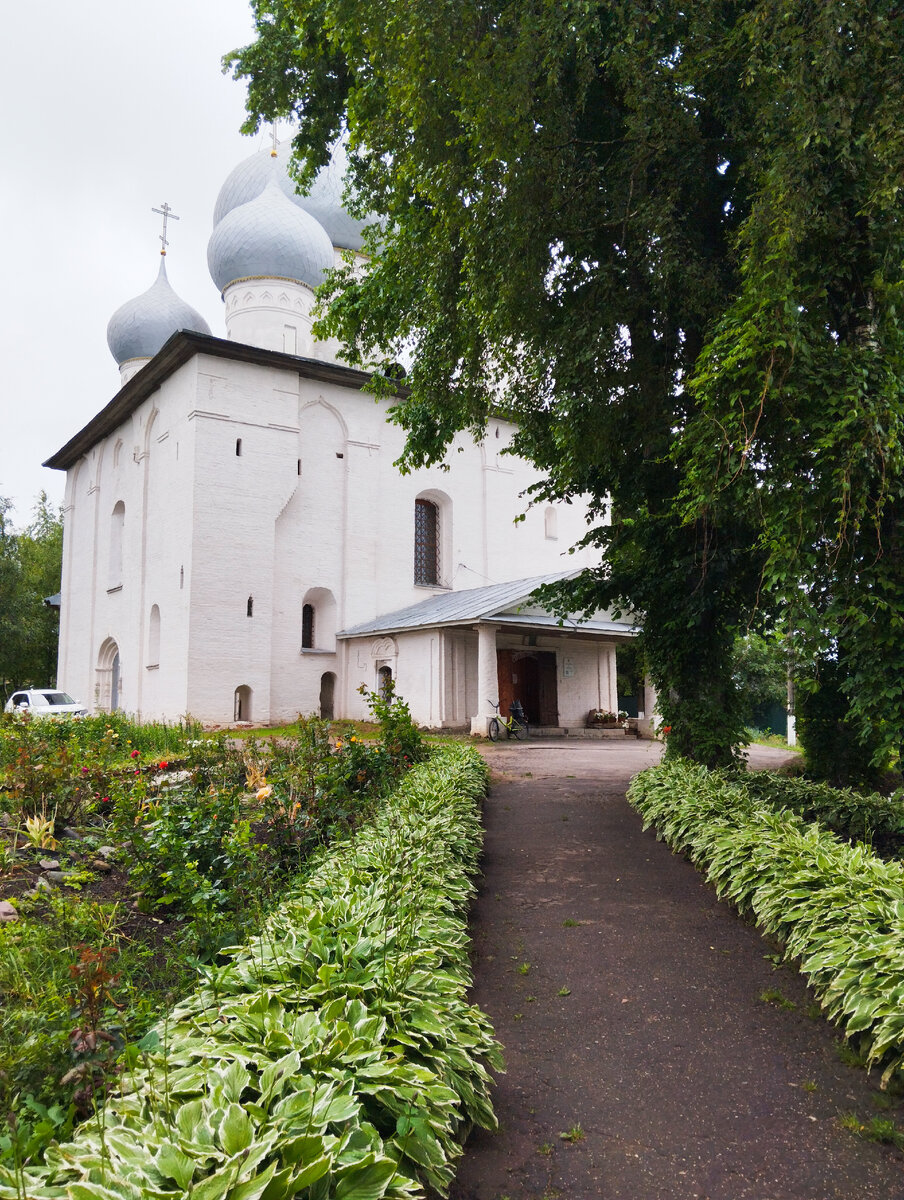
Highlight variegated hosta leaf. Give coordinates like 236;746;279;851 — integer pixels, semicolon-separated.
629;758;904;1084
18;746;497;1200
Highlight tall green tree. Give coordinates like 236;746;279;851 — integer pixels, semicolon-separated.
681;2;904;770
228;0;904;770
0;494;63;701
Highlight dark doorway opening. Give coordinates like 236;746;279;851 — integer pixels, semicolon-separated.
319;672;335;721
497;649;558;726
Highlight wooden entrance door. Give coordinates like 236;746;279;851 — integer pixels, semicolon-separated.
497;649;558;726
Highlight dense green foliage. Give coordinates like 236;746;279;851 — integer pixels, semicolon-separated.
0;745;499;1200
743;772;904;862
0;494;63;704
227;0;904;774
630;760;904;1087
0;694;428;1167
794;657;887;788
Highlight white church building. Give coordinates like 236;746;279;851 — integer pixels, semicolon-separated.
45;140;639;733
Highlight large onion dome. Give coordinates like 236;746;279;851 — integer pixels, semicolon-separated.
106;257;211;365
207;180;334;294
213;139;369;253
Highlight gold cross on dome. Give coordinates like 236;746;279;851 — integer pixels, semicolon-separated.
151;202;180;255
270;122;279;157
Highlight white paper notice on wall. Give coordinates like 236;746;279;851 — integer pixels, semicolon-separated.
563;657;575;678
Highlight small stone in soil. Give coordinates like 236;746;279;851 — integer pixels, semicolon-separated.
90;860;113;873
0;901;18;923
95;846;117;859
39;858;61;871
44;870;73;883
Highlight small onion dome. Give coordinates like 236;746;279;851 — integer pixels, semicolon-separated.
106;257;211;365
213;139;369;253
207;180;334;294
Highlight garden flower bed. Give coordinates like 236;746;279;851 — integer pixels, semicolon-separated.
0;686;438;1169
629;759;904;1087
0;743;499;1200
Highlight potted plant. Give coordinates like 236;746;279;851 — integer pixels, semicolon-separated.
587;709;628;728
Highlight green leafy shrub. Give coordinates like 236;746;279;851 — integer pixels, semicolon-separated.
0;892;193;1157
629;758;904;1088
0;744;499;1200
743;773;904;861
120;782;276;957
795;658;886;787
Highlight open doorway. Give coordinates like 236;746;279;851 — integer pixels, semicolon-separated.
319;672;336;720
233;685;252;722
497;649;557;726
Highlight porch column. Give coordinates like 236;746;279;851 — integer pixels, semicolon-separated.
598;643;619;712
470;623;499;736
637;673;659;739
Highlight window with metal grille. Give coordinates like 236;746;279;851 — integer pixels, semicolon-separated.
302;603;315;649
414;499;439;584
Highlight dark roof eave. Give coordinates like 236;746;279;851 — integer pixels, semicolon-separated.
43;330;390;471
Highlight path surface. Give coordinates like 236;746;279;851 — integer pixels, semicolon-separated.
450;739;904;1200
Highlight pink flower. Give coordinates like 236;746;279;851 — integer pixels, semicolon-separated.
81;766;89;774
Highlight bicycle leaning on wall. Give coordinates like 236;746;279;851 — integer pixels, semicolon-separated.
487;698;529;742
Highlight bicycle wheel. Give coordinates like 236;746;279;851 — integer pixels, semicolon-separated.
487;717;501;742
515;719;529;741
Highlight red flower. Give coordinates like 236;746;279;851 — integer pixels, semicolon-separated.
662;725;672;735
130;749;140;759
158;761;168;770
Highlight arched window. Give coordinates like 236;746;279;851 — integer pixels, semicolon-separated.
414;498;439;585
301;588;337;652
301;603;315;649
147;604;161;667
109;502;125;588
378;664;393;698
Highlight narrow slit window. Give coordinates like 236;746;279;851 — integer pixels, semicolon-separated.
235;438;243;457
301;603;315;649
247;595;253;617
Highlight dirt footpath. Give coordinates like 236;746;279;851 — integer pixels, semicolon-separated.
450;739;904;1200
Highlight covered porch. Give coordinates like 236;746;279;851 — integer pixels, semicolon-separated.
338;574;650;736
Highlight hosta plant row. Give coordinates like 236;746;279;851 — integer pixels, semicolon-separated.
741;772;904;860
629;759;904;1088
0;744;500;1200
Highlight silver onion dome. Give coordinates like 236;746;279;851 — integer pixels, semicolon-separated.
106;257;211;365
213;139;369;253
207;180;335;294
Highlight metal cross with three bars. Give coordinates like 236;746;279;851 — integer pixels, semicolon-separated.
151;202;179;255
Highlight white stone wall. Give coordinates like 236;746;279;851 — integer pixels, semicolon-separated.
57;344;607;725
57;365;199;718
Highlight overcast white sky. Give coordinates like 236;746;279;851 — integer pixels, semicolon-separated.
1;0;267;525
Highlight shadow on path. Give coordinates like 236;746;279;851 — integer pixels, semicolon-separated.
450;740;904;1200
